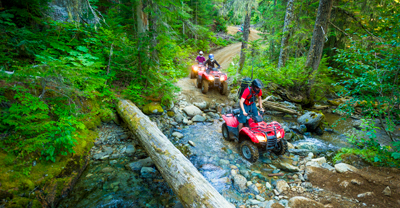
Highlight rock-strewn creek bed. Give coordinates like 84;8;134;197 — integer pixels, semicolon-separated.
59;93;400;208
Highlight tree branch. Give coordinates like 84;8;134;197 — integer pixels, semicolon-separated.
332;6;382;42
328;21;351;40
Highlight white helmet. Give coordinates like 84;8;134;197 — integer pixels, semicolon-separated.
199;51;204;55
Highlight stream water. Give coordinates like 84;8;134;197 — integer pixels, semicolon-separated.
58;112;358;208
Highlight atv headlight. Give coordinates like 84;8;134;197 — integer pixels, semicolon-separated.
193;66;198;71
220;76;226;81
256;135;266;142
209;76;214;81
277;131;282;139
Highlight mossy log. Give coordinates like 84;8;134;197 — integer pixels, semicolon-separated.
117;99;233;208
259;98;301;115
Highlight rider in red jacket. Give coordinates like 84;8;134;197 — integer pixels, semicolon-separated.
239;79;264;132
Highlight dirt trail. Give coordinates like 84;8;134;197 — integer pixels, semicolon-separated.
175;26;262;104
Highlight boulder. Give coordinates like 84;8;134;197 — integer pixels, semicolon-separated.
192;115;206;122
232;174;247;193
295;142;318;153
183;105;202;117
172;132;184;139
126;157;154;171
297;111;325;132
140;167;158;178
311;157;326;165
174;112;184;123
278;162;300;172
289;149;311;156
143;102;164;115
288;196;324;208
276;180;290;193
193;101;207;110
334;163;358;173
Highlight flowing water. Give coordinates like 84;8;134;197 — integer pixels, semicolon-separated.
59;112;360;207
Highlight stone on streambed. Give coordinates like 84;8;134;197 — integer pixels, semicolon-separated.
297;111;325;132
193;101;208;110
126;157;154;171
172;132;184;139
311;157;326;165
334;163;358;173
140;167;158;178
232;174;247;193
125;145;136;156
289;149;311;156
277;162;300;172
288;196;324;208
321;163;336;172
183;105;202;117
192;115;206;122
248;184;260;195
276;180;290;193
143;102;164;115
174;112;184;123
295;142;318;153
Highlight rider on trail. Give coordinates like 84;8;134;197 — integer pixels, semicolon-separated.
238;79;264;132
196;51;206;64
205;54;220;73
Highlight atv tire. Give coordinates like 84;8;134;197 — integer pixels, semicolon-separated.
196;76;202;88
201;80;209;94
220;82;228;95
190;71;196;79
222;123;231;141
240;140;259;163
272;139;288;155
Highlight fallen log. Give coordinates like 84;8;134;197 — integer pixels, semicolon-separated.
259;97;300;115
117;99;233;208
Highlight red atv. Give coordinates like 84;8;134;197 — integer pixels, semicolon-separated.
196;67;228;95
221;109;288;163
190;62;206;79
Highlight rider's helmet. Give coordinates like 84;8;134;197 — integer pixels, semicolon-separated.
251;79;263;94
199;51;203;56
209;54;214;60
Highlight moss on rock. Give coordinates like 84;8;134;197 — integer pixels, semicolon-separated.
143;102;164;115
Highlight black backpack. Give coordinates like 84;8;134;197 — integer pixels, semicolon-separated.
237;77;253;99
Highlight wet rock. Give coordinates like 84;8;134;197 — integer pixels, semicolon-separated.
334;163;358;173
297;111;325;132
288;196;324;208
200;164;222;171
101;167;114;173
276;180;290;193
278;162;300;172
247;199;262;205
183;105;202;117
265;182;273;190
311;157;326;165
172;132;184;139
305;161;321;168
295;142;318;153
140;167;158;178
258;200;276;208
287;142;295;150
125;145;136;155
110;153;121;159
321;163;336;172
193;101;207;110
232;174;247;193
92;152;109;160
192;115;206;122
174;113;184;123
126;157;154;171
143;102;164;115
219;159;230;166
256;195;265;202
289;149;311;156
261;157;272;164
182;117;189;125
357;192;374;198
246;181;253;187
188;140;195;147
383;186;391;196
248;184;260;195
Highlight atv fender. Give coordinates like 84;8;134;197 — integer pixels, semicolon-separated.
222;114;239;128
239;127;260;143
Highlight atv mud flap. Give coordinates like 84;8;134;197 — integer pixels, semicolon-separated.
214;77;220;87
227;126;239;140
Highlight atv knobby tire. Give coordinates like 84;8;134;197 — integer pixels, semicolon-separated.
272;139;288;155
196;76;202;88
240;140;259;163
201;80;209;94
221;123;231;141
190;71;196;79
220;82;228;95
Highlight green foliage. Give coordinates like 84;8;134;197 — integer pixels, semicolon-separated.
333;119;400;168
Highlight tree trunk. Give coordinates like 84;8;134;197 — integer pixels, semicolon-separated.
303;0;333;106
238;6;251;74
149;0;158;61
117;100;233;208
136;0;146;34
269;0;277;62
277;0;295;69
